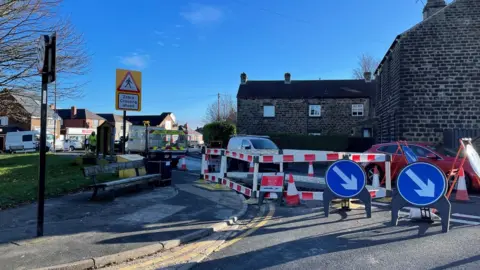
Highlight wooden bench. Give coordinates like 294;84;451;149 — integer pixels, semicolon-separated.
82;159;166;200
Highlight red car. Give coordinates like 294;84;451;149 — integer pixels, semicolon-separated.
364;142;480;192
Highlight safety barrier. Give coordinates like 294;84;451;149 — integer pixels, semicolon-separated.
200;148;392;201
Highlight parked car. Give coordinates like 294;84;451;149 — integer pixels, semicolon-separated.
226;135;282;172
364;142;480;191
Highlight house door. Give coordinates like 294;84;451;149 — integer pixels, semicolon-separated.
0;136;5;151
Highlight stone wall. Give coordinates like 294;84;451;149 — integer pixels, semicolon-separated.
377;0;480;143
237;98;370;136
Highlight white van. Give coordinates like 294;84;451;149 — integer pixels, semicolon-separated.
5;131;41;153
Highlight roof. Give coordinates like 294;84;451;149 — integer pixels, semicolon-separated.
10;93;55;118
56;108;106;120
125;112;172;126
97;113;131;123
375;0;455;76
237;80;375;99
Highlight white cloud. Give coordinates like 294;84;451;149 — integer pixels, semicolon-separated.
119;53;150;69
157;41;165;46
180;4;223;25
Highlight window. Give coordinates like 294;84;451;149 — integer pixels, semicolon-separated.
92;120;99;128
263;105;275;117
0;116;8;126
309;105;321;117
22;134;33;142
241;140;251;149
249;139;278;150
410;145;441;159
165;120;172;130
47;119;54;126
377;145;398;154
352;104;364;117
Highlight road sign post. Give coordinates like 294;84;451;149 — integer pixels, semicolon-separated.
36;33;56;237
115;69;142;154
324;159;372;218
391;162;451;233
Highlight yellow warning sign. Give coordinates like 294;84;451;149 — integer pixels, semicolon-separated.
115;69;142;111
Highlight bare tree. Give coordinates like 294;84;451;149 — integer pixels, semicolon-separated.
204;94;237;124
352;53;379;79
0;0;89;101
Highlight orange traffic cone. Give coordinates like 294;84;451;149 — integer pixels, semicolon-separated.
372;166;380;188
285;174;300;206
249;161;254;173
455;168;470;202
203;155;209;174
181;156;187;171
308;162;314;178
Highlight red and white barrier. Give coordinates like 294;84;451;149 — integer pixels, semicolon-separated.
201;147;391;200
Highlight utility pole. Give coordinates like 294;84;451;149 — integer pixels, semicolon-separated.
217;93;220;121
53;31;57;154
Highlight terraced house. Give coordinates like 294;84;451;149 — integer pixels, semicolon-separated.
375;0;480;144
236;72;376;137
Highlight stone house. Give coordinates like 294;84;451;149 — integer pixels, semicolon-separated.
0;90;61;140
56;106;106;141
375;0;480;143
236;72;376;137
97;113;132;140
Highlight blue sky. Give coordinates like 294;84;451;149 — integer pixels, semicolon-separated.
57;0;446;128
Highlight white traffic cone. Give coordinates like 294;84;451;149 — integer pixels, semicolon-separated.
285;174;300;206
455;167;470;202
249;161;254;173
372;166;380;188
308;162;314;178
181;156;187;171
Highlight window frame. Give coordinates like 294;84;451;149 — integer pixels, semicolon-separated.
351;104;364;117
308;105;321;117
263;105;275;118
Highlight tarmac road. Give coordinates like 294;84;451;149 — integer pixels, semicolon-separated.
193;202;480;270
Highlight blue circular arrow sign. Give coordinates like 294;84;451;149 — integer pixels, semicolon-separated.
397;162;447;206
326;160;366;198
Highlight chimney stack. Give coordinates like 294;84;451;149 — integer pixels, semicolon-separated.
284;72;291;84
71;106;77;119
240;72;247;85
423;0;446;20
364;72;372;83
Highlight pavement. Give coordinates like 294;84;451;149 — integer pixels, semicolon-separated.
0;171;246;270
191;200;480;270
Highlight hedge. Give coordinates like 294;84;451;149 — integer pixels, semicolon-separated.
203;121;236;147
268;134;375;152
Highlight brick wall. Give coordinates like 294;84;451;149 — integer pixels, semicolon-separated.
377;0;480;143
237;98;370;136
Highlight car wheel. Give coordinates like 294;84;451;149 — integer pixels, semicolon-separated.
70;146;75;152
365;164;384;186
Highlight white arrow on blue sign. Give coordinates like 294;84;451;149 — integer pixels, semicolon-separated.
326;160;366;198
397;162;447;206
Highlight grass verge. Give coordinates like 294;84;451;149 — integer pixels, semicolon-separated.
0;153;116;209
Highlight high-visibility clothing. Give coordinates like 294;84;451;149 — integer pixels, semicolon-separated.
88;134;97;146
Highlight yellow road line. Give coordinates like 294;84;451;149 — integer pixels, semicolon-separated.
118;204;275;270
216;204;275;250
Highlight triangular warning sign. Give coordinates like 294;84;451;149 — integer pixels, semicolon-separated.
117;72;140;93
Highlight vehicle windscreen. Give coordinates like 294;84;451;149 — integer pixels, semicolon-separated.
250;139;278;149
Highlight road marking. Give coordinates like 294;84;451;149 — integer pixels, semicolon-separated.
452;213;480;220
215;203;275;250
372;202;389;207
450;218;480;226
116;204;274;270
